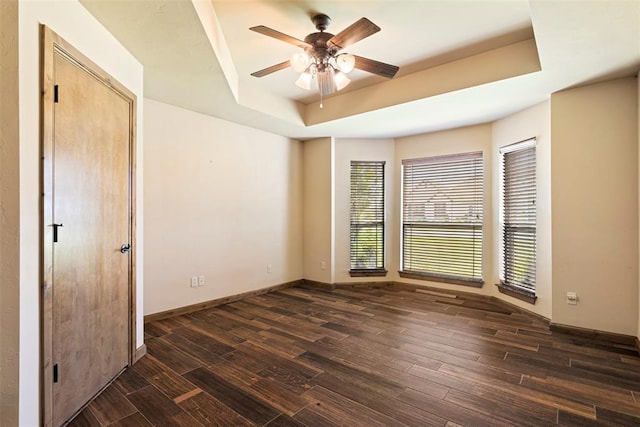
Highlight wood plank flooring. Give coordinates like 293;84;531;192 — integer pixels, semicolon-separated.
69;284;640;426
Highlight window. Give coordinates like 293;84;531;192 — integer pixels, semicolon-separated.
350;161;386;275
499;139;536;302
401;152;484;285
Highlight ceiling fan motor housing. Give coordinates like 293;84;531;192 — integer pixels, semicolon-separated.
312;13;331;31
304;31;337;63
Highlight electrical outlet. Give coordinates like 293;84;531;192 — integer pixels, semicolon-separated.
198;275;205;286
321;261;327;270
566;292;578;305
267;264;273;273
190;276;198;288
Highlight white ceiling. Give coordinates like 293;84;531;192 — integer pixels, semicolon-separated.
80;0;640;140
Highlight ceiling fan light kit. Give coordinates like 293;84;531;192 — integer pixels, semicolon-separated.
295;71;313;90
250;13;399;108
335;53;356;73
334;71;351;91
290;52;311;73
289;51;355;98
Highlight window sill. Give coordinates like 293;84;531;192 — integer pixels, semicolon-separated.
349;269;388;278
398;271;483;288
496;282;537;304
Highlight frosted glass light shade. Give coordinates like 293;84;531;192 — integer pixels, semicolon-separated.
334;71;351;91
290;52;310;73
295;72;313;90
335;53;355;73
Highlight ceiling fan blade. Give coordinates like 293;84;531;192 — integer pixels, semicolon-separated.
251;60;291;78
250;25;312;49
353;55;399;78
327;18;380;50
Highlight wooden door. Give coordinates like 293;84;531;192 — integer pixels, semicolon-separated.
41;27;137;426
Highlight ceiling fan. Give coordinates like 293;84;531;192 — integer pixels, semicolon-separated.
250;14;399;106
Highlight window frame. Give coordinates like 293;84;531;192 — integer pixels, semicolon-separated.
497;138;537;304
349;161;387;277
400;151;484;286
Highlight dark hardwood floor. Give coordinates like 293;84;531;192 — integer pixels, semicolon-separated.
69;284;640;426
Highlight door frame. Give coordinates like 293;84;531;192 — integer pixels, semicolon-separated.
40;25;138;427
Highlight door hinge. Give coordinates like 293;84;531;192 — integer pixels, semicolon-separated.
51;223;63;243
54;85;59;103
53;364;59;383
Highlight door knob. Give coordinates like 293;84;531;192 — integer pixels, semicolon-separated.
120;243;131;254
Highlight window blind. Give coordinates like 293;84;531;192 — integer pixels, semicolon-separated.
502;140;536;293
350;161;385;271
401;152;483;282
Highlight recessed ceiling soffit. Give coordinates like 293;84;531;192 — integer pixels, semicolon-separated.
193;1;541;128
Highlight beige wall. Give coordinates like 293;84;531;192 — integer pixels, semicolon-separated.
303;138;334;283
144;99;303;314
0;0;20;424
394;124;495;292
17;1;144;423
334;138;395;283
152;74;640;340
327;89;639;337
638;73;640;342
323;118;555;320
551;77;638;335
492;101;552;318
